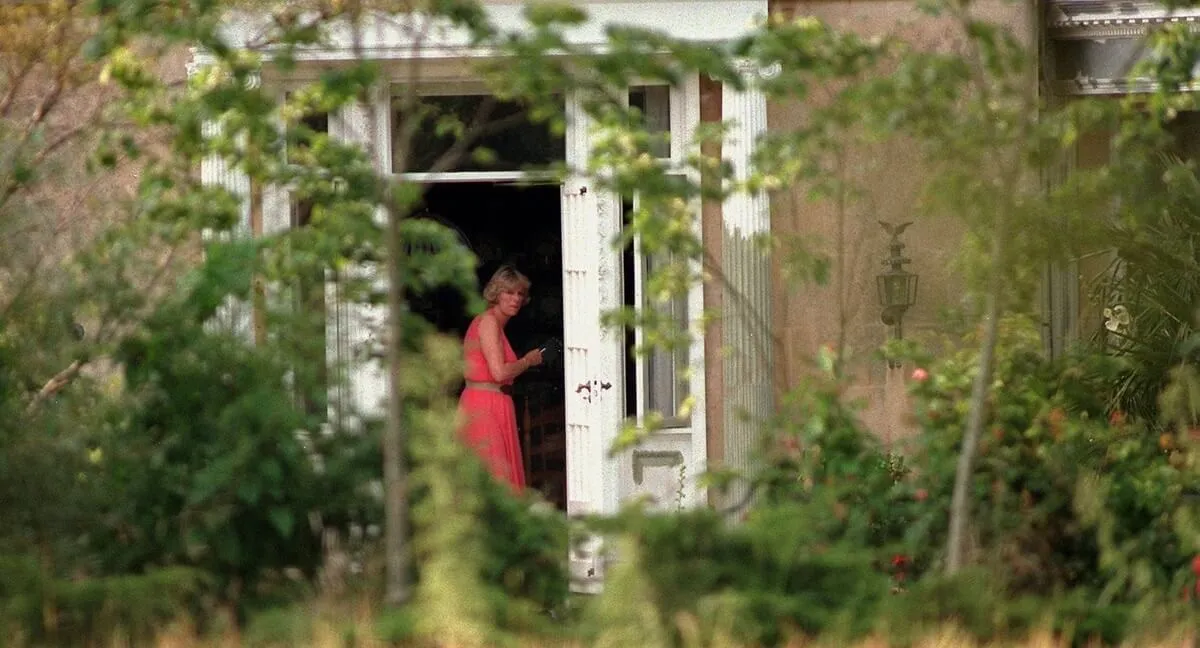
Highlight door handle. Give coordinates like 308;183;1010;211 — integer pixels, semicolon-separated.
575;379;612;403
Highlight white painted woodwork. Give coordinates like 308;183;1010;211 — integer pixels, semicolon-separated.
619;74;708;513
198;122;254;338
398;171;556;184
719;65;772;511
202;2;767;67
560;91;621;592
329;99;386;423
259;89;293;236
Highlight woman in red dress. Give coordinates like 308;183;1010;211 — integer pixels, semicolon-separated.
458;266;543;491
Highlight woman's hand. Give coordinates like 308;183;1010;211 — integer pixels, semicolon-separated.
523;348;544;368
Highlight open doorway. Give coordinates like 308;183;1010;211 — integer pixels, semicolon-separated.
407;182;567;509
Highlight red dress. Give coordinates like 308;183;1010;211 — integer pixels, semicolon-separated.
458;316;526;491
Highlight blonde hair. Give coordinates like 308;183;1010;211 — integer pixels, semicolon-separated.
482;265;531;306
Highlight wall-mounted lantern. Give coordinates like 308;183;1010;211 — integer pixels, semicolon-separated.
877;221;918;363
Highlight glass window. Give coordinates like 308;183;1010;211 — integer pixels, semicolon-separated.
391;93;564;173
291;111;329;228
643;249;690;423
622;194;691;427
629;85;672;159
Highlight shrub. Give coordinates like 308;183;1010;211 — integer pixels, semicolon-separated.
0;554;212;647
901;316;1200;605
93;292;373;614
590;504;889;646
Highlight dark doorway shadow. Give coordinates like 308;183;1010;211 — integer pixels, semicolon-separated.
406;183;566;509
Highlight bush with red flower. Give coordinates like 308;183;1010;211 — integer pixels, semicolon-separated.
896;316;1200;609
594;318;1198;646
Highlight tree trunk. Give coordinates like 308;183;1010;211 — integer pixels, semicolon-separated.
946;217;1007;574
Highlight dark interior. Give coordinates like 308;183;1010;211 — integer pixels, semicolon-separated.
407;182;567;509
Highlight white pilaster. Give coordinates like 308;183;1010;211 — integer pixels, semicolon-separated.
720;67;773;510
334;88;390;423
196;69;254;338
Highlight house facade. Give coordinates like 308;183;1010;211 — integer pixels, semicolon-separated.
195;0;1177;587
197;0;774;532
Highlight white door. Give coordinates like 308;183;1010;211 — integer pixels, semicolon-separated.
618;76;707;512
562;77;707;590
562;90;626;592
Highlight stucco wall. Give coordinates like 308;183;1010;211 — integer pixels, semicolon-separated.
765;0;1036;444
7;40;192;305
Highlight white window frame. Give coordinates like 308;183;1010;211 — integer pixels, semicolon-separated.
626;79;704;432
387;81;565;184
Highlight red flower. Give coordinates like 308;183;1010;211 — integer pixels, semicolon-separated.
891;554;910;568
777;436;801;458
1048;407;1066;439
911;368;929;382
1109;410;1126;427
914;488;929;502
1191;554;1200;577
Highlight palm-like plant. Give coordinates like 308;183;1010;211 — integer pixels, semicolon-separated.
1088;152;1200;424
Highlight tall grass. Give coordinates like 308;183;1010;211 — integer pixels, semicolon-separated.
143;606;1196;648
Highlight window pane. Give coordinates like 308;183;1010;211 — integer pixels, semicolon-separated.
643;250;690;423
392;94;564;173
291;111;329;228
629;85;671;159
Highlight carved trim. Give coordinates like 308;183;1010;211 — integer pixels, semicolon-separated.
1048;1;1200;39
1050;19;1200;40
733;58;781;81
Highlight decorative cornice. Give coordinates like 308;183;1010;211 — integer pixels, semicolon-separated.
1047;1;1200;39
196;2;765;66
733;58;781;80
1052;20;1200;40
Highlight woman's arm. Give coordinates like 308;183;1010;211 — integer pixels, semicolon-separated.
477;314;542;382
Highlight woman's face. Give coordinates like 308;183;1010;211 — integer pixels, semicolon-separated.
496;285;528;317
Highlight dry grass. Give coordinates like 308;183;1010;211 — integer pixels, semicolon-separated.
134;606;1197;648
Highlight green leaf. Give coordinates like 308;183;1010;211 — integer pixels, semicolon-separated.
269;507;295;537
236;480;261;505
260;457;283;483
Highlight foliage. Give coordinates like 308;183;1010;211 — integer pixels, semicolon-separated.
0;554;212;647
593;312;1198;646
753;353;914;557
584;315;1197;647
474;468;570;625
585;507;887;647
1086;150;1200;423
391;331;569;644
878;570;1140;647
583;355;909;645
4;0;1200;647
93;261;374;608
899;316;1200;610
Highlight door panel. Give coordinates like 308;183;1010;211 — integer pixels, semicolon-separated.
562;93;624;593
